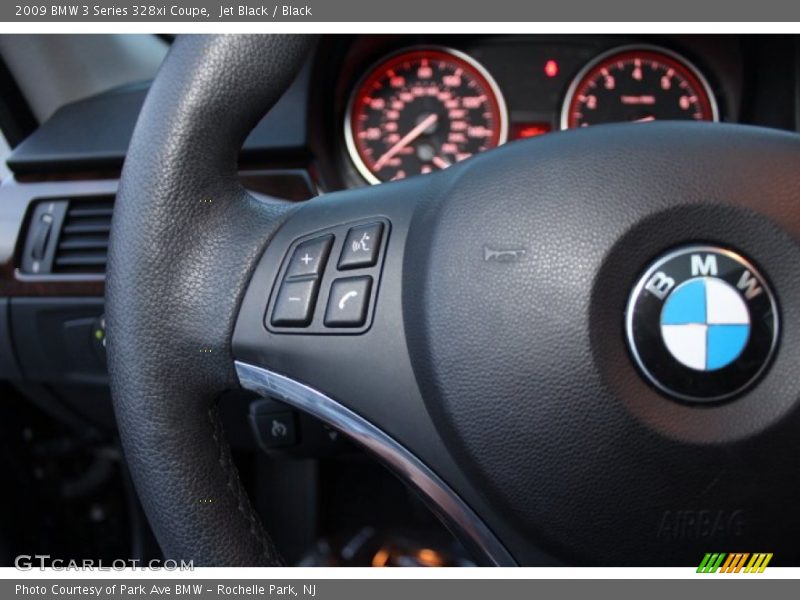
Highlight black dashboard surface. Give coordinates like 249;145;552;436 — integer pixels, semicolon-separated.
6;62;311;175
7;35;798;184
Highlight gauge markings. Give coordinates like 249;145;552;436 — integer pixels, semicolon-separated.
346;48;507;184
562;47;717;129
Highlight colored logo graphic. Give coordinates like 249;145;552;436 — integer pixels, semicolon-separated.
697;552;773;573
626;246;778;402
660;277;750;371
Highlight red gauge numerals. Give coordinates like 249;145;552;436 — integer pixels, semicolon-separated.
348;49;506;184
565;49;716;129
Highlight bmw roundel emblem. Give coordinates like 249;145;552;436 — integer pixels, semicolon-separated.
626;246;779;402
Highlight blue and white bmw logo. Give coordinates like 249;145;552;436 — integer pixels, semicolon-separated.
626;246;779;402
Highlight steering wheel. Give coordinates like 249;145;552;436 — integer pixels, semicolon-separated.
107;35;800;566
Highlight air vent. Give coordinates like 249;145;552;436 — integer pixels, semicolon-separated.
20;196;114;276
52;197;114;274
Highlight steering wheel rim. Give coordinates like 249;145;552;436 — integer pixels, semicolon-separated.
109;34;800;566
107;35;313;565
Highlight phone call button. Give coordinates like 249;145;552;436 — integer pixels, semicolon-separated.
324;276;373;327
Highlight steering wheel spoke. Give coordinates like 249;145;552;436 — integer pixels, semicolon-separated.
232;177;518;566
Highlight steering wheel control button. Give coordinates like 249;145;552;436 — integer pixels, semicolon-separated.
626;246;779;402
271;278;319;327
338;223;383;270
249;410;297;450
266;220;388;334
325;276;373;327
286;234;332;279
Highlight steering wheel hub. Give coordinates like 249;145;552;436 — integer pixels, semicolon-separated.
403;124;800;564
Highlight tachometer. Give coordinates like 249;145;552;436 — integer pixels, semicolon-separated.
561;46;718;129
345;48;508;184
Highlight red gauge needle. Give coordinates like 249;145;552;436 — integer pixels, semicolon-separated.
633;116;656;123
374;113;438;171
431;155;451;170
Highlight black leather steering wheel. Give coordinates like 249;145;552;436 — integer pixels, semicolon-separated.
107;34;800;566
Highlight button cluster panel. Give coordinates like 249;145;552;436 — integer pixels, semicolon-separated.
266;220;388;334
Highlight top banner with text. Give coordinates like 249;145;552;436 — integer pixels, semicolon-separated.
5;0;800;22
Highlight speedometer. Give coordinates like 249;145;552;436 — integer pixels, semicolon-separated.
345;47;508;184
561;46;718;129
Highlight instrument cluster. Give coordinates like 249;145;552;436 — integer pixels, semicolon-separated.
337;37;734;186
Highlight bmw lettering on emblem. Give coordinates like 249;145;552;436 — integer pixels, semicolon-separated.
626;246;779;402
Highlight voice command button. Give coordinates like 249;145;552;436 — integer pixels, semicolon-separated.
338;223;383;270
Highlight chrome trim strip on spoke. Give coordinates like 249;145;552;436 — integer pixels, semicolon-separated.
235;360;517;567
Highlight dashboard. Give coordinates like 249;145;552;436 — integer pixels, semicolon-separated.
309;35;784;191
